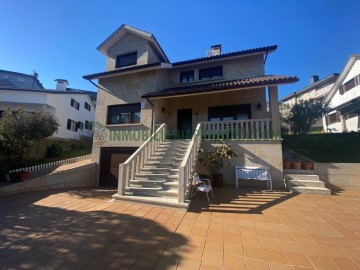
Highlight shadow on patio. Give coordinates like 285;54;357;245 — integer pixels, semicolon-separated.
189;185;297;214
0;189;187;269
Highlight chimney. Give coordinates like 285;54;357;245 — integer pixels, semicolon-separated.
210;44;221;56
32;71;38;78
310;75;319;84
55;79;68;91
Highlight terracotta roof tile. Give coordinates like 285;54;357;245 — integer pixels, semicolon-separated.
142;75;299;98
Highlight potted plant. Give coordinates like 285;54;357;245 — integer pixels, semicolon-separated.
302;161;313;170
19;170;29;181
198;141;237;187
283;160;291;169
292;160;302;170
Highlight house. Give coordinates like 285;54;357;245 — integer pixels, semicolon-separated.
281;73;339;132
324;55;360;132
0;70;96;140
83;24;298;208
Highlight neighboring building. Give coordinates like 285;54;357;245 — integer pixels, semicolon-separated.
84;25;298;206
281;73;339;132
324;55;360;132
0;70;96;140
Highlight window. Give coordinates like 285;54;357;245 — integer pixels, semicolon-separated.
67;119;78;131
340;74;360;94
199;66;223;80
208;104;251;121
180;71;194;83
85;120;93;130
78;121;84;130
116;52;137;68
327;112;340;125
84;102;91;111
107;103;141;125
71;98;80;110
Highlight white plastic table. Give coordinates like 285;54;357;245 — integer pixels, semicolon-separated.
235;166;272;190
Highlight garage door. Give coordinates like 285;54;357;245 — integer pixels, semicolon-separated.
99;147;137;187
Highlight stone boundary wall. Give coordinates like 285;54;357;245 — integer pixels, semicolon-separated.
315;163;360;190
0;161;96;196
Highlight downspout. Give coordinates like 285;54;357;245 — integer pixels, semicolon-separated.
87;79;112;94
146;98;155;134
263;51;269;64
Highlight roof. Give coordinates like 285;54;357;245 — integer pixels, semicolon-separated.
142;75;299;99
97;24;170;63
281;73;339;102
172;45;277;67
83;62;163;80
0;69;44;89
326;54;360;104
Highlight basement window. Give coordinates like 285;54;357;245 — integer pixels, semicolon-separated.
107;103;141;125
116;52;137;68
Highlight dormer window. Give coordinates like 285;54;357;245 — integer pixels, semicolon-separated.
180;71;194;83
116;52;137;68
199;66;223;80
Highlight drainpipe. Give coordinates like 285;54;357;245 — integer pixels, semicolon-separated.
86;79;112;94
146;98;155;134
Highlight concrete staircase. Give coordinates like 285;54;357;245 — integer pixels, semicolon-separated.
284;169;331;195
114;139;191;209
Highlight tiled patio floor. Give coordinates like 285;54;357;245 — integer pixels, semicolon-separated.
0;186;360;270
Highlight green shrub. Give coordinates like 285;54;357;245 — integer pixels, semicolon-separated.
47;144;63;157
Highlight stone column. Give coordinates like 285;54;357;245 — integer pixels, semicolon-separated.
340;114;348;132
268;86;281;139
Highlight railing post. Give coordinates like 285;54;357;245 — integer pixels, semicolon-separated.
118;164;126;195
178;166;185;203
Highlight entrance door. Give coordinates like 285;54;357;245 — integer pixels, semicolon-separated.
177;109;192;139
99;147;137;187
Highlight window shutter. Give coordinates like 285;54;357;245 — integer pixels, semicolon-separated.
339;85;344;95
67;119;71;130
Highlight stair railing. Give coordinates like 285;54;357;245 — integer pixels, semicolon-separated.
178;123;202;203
117;123;167;195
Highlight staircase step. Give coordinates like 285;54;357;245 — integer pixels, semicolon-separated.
285;174;319;181
284;169;315;174
125;187;179;198
286;180;325;188
289;186;331;195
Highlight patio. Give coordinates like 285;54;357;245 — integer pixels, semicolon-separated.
0;187;359;270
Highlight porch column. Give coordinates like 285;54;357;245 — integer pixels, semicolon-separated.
340;114;348;132
268;86;281;139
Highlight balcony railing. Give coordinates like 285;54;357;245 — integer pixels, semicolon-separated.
201;119;273;140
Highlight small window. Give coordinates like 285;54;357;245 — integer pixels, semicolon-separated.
78;121;84;130
180;71;194;83
67;119;78;131
116;52;137;68
340;74;360;94
84;102;91;111
107;103;141;125
71;98;80;110
327;112;340;124
85;120;93;130
199;66;223;80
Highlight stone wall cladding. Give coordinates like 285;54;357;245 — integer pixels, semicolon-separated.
198;140;284;189
0;162;96;196
315;163;360;190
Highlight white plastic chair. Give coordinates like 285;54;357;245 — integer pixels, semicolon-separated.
190;173;214;202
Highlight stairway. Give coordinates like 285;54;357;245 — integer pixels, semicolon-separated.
284;170;331;195
113;139;191;209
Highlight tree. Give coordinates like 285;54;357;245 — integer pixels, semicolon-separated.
0;109;59;168
281;99;328;135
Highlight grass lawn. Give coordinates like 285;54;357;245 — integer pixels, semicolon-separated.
282;133;360;163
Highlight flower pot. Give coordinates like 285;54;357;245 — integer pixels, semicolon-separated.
283;160;291;169
292;161;302;170
302;161;313;170
212;174;223;187
19;172;29;181
9;173;19;182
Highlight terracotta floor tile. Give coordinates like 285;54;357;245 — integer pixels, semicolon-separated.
201;251;223;268
204;239;223;253
264;249;289;264
223;254;246;270
331;257;360;270
241;235;262;247
200;265;221;270
245;258;269;270
320;245;349;259
285;253;313;268
280;241;305;254
177;260;201;270
181;247;204;263
268;262;293;270
308;255;339;270
300;244;327;257
243;245;266;261
224;241;244;256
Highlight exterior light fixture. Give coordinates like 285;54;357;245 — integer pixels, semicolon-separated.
257;102;262;111
162;107;166;113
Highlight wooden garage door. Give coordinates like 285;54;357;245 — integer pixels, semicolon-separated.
99;147;137;187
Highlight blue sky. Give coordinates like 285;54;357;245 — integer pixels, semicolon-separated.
1;0;359;98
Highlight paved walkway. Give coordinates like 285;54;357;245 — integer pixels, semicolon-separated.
0;187;359;269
